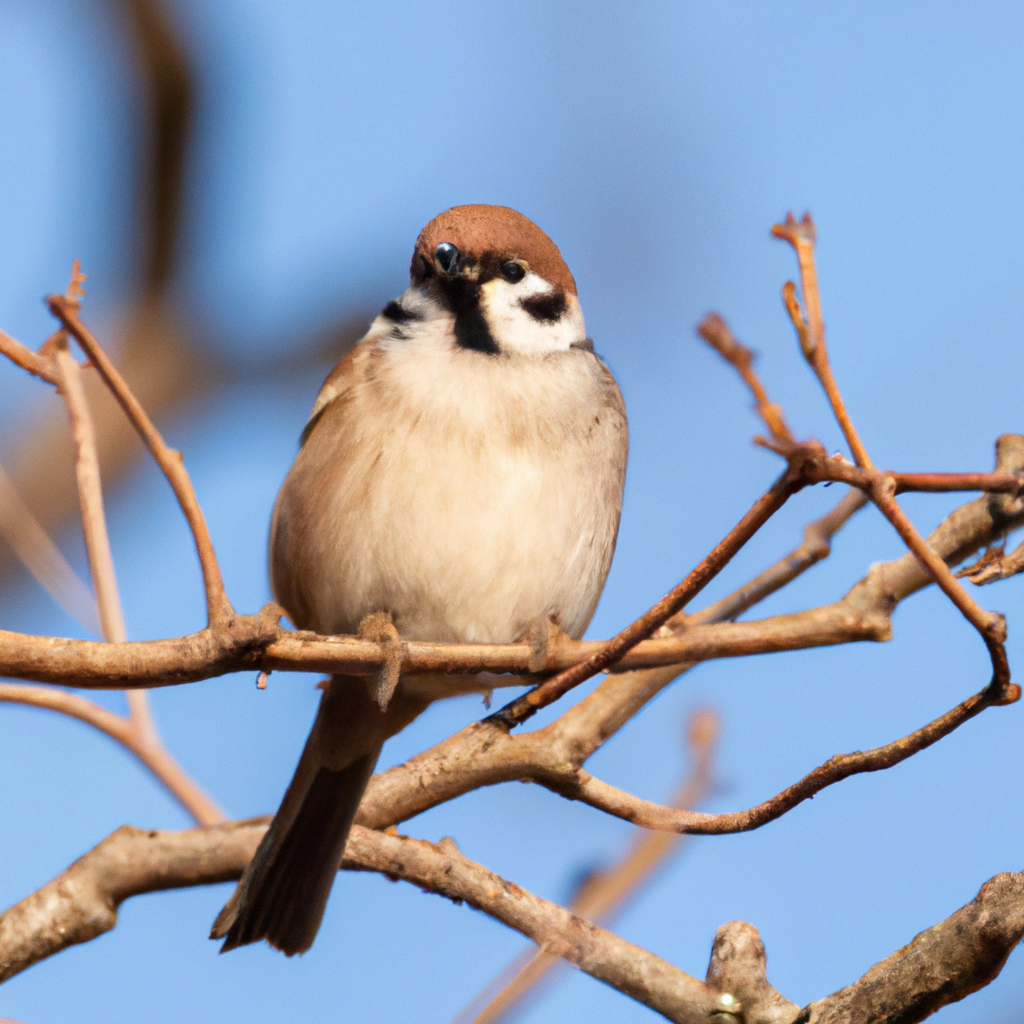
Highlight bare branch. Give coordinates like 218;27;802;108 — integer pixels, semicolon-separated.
457;710;719;1024
563;680;1000;834
683;487;868;627
773;213;873;470
46;296;232;625
799;873;1024;1024
342;829;716;1024
53;340;127;647
355;460;1024;833
0;821;717;1024
42;331;223;824
696;314;794;446
0;329;58;386
0;820;262;983
4;816;1019;1024
893;471;1023;495
0;681;223;826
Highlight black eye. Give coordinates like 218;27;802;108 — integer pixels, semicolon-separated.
501;260;525;283
434;242;459;274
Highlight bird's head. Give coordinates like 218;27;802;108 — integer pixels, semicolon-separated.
406;204;587;357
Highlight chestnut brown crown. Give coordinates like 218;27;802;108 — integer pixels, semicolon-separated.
413;205;577;296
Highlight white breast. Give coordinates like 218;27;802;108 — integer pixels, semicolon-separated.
271;319;628;645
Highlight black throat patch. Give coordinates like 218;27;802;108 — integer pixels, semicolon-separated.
439;276;499;356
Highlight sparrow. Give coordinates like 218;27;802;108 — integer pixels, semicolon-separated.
211;204;629;955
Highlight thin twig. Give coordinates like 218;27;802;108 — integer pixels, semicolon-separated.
57;329;164;740
565;679;1010;835
770;217;1012;696
961;535;1024;585
869;478;1010;694
0;683;222;824
54;341;127;647
696;314;794;445
682;488;868;627
0;329;58;386
773;213;873;469
32;331;222;823
46;295;231;625
893;471;1023;495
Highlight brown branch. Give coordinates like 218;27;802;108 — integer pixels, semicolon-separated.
0;820;262;984
564;679;1002;835
457;710;719;1024
0;440;1018;698
893;471;1024;495
342;829;717;1024
773;213;873;470
45;297;231;625
681;488;868;627
962;535;1024;585
5;816;1019;1024
0;683;222;825
767;222;1010;698
0;329;58;386
696;314;794;445
354;452;1024;833
0;821;717;1024
868;477;1010;693
0;333;224;825
54;340;127;647
53;334;161;745
798;872;1024;1024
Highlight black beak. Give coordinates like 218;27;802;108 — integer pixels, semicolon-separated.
434;242;460;276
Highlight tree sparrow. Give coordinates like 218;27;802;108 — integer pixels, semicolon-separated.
211;205;629;955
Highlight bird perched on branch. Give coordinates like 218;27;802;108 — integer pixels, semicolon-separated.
211;205;629;955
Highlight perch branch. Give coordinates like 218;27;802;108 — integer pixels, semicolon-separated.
354;452;1024;833
0;445;1018;696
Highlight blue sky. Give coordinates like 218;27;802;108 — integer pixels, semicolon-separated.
1;3;1022;1022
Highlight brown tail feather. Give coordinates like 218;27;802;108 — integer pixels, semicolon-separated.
213;750;380;954
212;675;429;955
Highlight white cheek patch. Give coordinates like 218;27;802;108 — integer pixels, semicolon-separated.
480;273;586;356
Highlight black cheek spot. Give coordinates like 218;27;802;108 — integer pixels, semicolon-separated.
521;290;568;323
381;300;420;324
